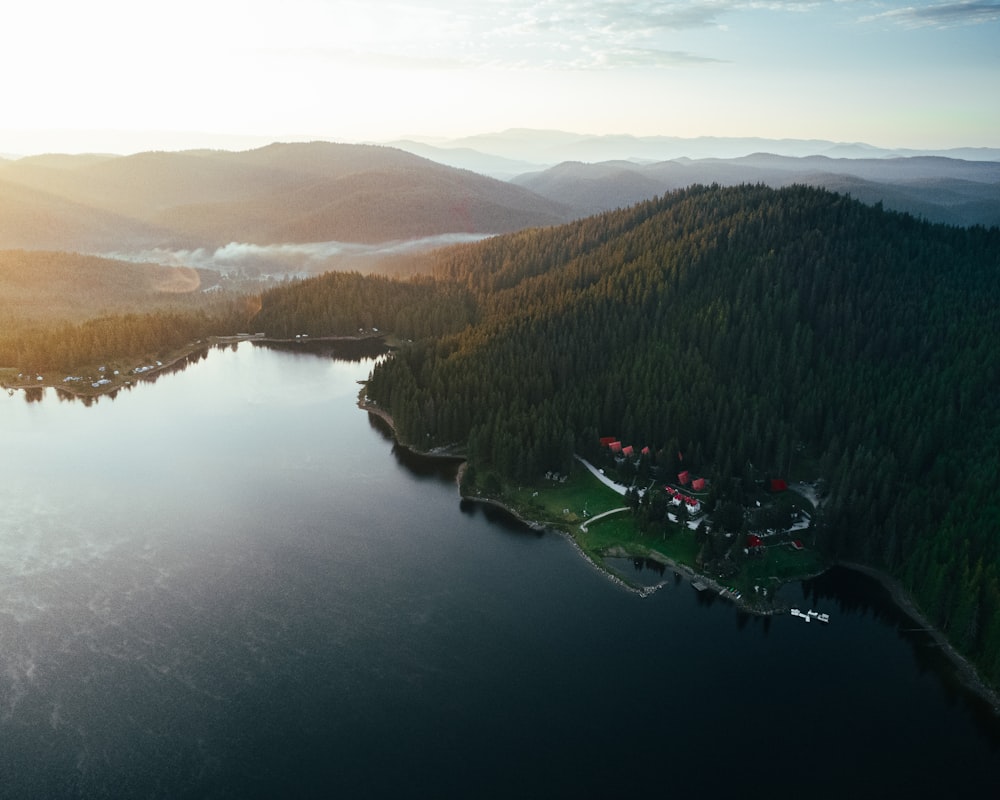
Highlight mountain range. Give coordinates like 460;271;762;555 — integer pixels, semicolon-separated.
0;142;569;253
1;132;997;267
510;153;1000;228
389;128;1000;175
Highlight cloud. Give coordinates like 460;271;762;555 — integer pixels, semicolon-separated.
862;1;1000;28
102;235;493;278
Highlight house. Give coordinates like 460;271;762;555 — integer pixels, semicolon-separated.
770;478;788;492
622;445;634;458
691;477;706;492
678;470;690;485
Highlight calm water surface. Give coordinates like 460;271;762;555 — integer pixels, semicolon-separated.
1;343;997;798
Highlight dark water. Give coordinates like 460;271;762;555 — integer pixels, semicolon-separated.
1;343;997;798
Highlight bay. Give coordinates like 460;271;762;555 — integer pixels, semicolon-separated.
0;342;997;798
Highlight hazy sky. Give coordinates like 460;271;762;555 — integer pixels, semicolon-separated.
2;0;998;154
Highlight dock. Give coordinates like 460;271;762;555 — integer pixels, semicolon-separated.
790;608;829;623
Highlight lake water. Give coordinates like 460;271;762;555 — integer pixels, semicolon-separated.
1;342;998;798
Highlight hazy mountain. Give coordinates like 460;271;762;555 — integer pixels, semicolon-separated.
383;140;543;179
512;154;1000;227
0;142;570;252
416;128;1000;166
0;176;176;252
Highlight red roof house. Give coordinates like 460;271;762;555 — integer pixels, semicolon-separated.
691;477;706;492
678;470;690;485
599;436;617;447
622;445;634;458
609;441;622;454
770;478;788;492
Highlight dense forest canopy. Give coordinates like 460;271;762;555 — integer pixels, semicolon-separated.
363;185;1000;686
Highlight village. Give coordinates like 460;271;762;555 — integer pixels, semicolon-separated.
505;434;826;613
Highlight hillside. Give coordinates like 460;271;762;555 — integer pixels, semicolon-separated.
0;250;225;325
354;185;1000;687
513;154;1000;227
0;142;570;252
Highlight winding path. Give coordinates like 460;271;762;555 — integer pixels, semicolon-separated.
579;506;630;532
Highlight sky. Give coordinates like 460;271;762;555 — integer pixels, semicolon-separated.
1;0;998;155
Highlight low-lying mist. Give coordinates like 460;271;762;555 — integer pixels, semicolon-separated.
101;233;492;279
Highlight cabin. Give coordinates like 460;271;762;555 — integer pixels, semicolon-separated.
678;470;690;485
691;477;706;492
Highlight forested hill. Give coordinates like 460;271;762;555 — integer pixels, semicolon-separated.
360;184;1000;686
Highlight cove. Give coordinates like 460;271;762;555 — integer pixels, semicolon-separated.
0;342;997;799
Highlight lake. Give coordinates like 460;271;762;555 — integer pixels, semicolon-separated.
1;342;997;798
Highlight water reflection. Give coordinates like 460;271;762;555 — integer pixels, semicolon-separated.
800;566;1000;739
13;347;216;406
458;498;545;538
256;337;387;362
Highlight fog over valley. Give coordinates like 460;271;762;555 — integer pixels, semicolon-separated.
99;233;494;280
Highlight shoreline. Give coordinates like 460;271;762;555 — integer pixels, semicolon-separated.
836;559;1000;714
358;393;1000;715
3;333;386;399
360;395;786;609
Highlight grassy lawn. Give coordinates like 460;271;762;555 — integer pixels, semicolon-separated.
465;460;828;602
575;514;702;569
740;544;826;587
467;464;626;528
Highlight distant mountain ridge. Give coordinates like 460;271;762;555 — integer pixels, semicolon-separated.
511;153;1000;228
0;142;570;252
392;128;1000;171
